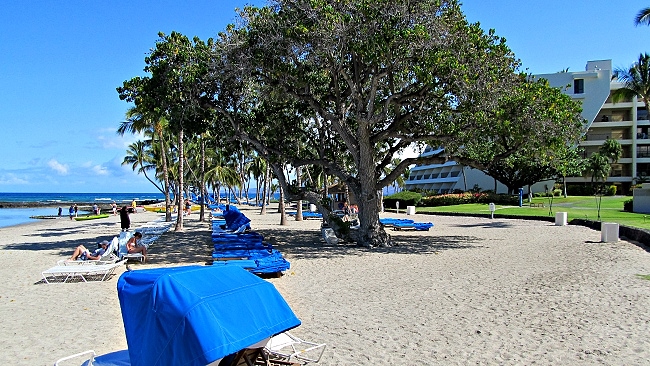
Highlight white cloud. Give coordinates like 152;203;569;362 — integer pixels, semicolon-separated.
0;173;29;185
92;165;109;176
97;127;145;149
48;159;69;175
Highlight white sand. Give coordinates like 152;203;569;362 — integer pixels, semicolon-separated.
1;207;650;365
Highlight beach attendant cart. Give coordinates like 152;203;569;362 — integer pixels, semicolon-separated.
54;265;310;366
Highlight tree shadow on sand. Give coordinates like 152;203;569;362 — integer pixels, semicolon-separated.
257;227;484;260
140;219;215;266
3;234;118;257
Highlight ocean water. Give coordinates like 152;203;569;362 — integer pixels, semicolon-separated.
0;192;279;228
0;192;165;229
0;192;165;205
0;207;67;229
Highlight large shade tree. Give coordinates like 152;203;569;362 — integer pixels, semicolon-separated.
212;0;526;247
460;76;585;194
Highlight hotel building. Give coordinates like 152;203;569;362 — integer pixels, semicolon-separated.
404;60;648;194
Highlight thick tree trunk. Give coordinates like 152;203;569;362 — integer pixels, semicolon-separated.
175;129;184;231
353;131;390;247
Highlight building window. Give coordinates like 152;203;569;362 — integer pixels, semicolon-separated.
574;79;584;94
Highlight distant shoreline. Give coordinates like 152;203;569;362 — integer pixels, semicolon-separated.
0;200;164;209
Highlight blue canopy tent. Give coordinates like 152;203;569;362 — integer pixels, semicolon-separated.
117;265;301;366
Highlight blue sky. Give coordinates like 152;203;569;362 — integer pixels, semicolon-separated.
0;1;646;193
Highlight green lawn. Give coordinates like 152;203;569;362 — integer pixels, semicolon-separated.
416;196;650;230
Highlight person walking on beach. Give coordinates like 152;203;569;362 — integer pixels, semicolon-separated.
131;199;137;213
120;206;131;231
58;207;62;217
92;203;98;215
73;204;78;217
112;201;117;215
68;205;74;220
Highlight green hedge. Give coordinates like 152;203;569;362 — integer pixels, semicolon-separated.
624;199;633;212
420;192;518;207
384;191;422;208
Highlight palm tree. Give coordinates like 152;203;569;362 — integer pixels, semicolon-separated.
118;107;173;222
612;53;650;112
635;7;650;26
586;139;622;220
122;140;163;192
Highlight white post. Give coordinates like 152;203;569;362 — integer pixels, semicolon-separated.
555;212;568;226
601;222;619;242
395;201;400;214
488;203;495;219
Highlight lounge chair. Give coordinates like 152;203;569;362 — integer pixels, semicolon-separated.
55;266;321;365
264;332;326;364
117;232;145;263
57;237;119;266
41;259;126;284
392;221;434;231
119;266;303;366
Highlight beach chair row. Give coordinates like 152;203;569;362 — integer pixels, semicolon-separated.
379;218;434;231
287;211;323;219
211;206;290;275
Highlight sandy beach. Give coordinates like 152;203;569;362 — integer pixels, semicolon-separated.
1;206;650;365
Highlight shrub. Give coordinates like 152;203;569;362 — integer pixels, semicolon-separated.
384;191;422;208
566;184;595;196
624;198;634;212
605;185;617;196
420;192;518;207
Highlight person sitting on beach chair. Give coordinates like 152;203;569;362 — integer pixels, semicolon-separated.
126;232;147;263
70;240;109;261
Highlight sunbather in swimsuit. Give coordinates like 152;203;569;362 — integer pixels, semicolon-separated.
70;241;108;261
126;232;147;263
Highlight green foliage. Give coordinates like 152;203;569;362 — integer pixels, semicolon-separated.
605;185;617;196
328;213;351;235
421;192;518;207
624;199;634;212
566;184;595;196
612;53;650;113
418;196;650;231
457;76;586;192
384;191;422;208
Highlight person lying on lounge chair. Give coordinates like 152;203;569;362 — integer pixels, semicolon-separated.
70;240;109;261
126;232;147;263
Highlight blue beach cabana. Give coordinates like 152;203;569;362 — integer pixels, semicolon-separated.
117;265;301;366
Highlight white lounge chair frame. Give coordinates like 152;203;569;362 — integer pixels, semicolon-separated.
42;260;126;284
53;349;96;365
265;332;326;364
57;237;119;266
